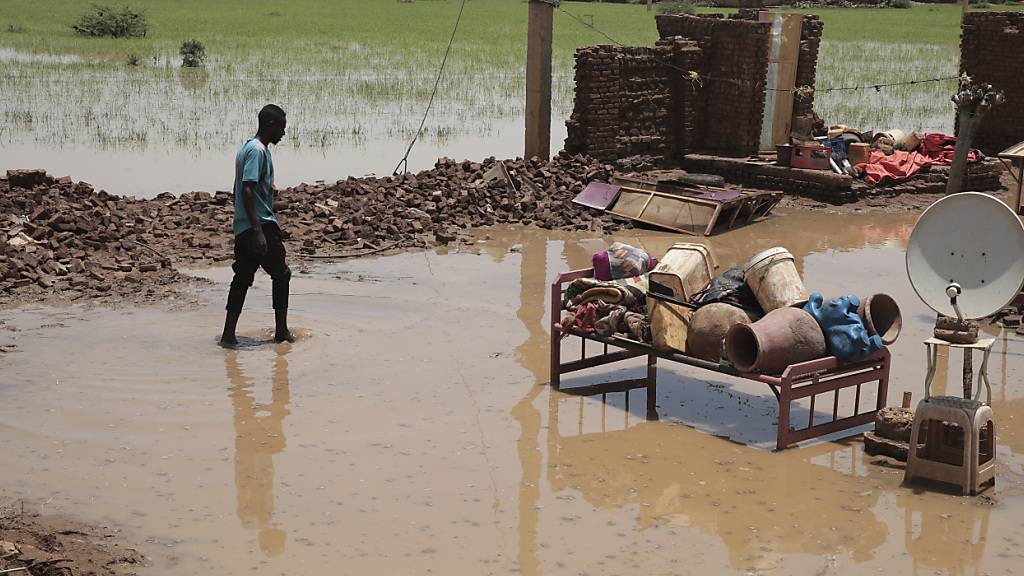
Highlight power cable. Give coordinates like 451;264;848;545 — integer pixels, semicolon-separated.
392;0;469;175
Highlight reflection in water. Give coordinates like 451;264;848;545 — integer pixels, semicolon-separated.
545;397;887;572
511;234;549;576
225;348;291;557
898;493;991;576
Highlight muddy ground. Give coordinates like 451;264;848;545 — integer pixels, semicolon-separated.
0;499;143;576
4;204;1024;574
2;165;1024;575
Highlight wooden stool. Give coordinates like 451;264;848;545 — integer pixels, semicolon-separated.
905;338;996;495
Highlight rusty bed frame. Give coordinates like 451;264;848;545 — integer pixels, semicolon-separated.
550;268;891;450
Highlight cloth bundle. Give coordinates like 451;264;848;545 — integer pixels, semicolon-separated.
593;242;657;282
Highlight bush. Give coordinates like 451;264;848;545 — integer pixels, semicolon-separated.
126;53;140;66
888;0;912;8
179;39;206;68
7;24;25;33
657;0;696;14
72;4;147;38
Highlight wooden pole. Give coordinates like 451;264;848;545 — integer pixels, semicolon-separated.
526;0;554;160
962;0;968;24
647;0;653;12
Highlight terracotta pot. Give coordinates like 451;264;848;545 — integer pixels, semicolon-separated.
725;307;826;374
686;303;758;362
857;293;902;345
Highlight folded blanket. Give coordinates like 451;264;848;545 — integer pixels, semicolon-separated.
563;277;645;313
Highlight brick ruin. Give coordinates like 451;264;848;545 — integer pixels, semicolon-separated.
960;12;1024;154
565;12;823;163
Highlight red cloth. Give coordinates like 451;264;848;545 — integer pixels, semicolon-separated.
855;133;979;185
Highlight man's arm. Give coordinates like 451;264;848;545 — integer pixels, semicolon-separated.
242;182;267;256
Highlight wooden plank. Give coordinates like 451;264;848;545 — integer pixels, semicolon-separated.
758;12;803;151
525;1;553;160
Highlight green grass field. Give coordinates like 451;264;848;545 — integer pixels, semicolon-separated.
1;0;1020;151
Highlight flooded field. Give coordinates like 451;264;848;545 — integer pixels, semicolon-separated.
4;1;1019;197
3;210;1024;575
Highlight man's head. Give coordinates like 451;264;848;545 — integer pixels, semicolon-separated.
257;104;287;145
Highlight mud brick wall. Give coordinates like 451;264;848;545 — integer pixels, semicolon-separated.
565;45;677;162
616;45;676;160
664;37;706;154
565;46;622;159
960;12;1024;154
656;14;771;155
793;15;822;121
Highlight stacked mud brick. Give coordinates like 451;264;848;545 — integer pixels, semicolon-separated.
792;15;823;137
664;37;706;154
565;46;623;160
567;13;821;161
960;12;1024;154
616;45;675;162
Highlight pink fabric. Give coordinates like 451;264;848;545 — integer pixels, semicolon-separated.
855;132;979;185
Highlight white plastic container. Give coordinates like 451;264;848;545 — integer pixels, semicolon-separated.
744;247;808;312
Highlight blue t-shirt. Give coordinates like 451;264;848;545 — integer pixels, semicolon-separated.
233;137;277;236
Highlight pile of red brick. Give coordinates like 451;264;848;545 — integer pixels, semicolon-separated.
0;155;628;300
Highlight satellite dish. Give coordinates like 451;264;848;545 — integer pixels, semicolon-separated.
906;192;1024;320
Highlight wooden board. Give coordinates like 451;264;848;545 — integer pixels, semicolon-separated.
758;12;803;151
605;186;780;236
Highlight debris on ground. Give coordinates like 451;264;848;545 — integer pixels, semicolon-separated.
0;155;629;304
0;499;144;576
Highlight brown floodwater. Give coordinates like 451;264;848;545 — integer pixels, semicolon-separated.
2;208;1024;575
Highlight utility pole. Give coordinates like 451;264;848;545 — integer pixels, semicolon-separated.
525;0;555;160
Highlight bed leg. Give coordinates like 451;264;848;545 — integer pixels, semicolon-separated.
646;354;658;420
777;376;791;451
550;281;561;391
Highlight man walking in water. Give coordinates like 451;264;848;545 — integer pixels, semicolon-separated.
220;104;294;346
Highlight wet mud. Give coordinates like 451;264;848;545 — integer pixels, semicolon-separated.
3;209;1024;575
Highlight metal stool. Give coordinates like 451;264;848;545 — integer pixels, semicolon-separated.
905;338;996;495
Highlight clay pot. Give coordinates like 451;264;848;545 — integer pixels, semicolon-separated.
725;307;826;374
857;294;902;345
686;303;758;362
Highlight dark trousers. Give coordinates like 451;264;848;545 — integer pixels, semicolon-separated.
225;222;291;313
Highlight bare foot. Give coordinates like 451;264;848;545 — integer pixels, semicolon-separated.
274;331;295;343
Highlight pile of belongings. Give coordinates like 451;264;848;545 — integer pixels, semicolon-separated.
560;242;654;342
563;242;903;374
813;125;982;185
858;131;981;185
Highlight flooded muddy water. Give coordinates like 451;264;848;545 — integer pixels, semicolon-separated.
3;209;1024;575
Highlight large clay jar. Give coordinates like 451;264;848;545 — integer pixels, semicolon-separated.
725;306;826;374
686;303;758;362
857;293;902;345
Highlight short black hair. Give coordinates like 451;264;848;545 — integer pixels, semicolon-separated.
258;104;286;129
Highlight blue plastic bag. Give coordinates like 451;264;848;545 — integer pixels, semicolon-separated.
803;293;883;362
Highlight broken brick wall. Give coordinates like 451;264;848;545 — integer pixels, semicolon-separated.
566;12;818;161
655;13;771;155
565;44;677;163
960;12;1024;154
617;44;676;161
793;15;822;133
565;46;623;160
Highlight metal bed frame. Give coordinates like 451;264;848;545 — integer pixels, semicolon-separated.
550;268;891;450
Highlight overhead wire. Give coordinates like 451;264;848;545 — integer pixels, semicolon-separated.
392;0;469;175
552;1;960;96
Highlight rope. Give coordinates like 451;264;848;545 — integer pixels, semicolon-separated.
554;2;959;96
392;0;468;175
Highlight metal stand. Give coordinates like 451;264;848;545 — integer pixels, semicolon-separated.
923;337;994;404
